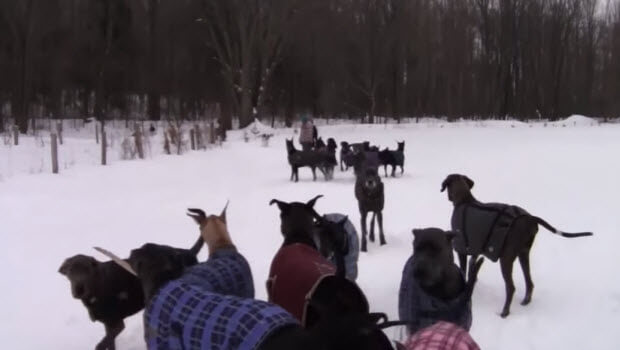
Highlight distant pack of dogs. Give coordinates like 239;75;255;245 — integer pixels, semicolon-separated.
60;137;593;350
286;137;405;182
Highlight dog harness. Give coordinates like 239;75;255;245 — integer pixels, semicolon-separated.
267;243;336;324
145;249;298;350
451;202;529;261
322;213;360;281
398;256;472;335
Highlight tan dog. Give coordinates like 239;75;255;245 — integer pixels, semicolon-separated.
187;203;235;256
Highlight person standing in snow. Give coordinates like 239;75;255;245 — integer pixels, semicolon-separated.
299;115;317;151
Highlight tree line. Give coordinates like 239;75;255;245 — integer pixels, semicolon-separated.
1;0;619;134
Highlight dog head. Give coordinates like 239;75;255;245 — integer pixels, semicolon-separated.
126;243;198;300
397;141;405;152
58;255;99;299
358;167;382;192
411;228;457;289
285;139;296;153
441;174;474;203
270;195;323;244
327;138;337;150
306;307;393;350
314;215;350;260
187;203;231;253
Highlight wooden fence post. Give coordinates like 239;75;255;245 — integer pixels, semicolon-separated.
134;125;144;159
51;133;59;174
101;130;107;165
13;125;19;145
190;128;196;150
210;121;216;145
57;122;64;145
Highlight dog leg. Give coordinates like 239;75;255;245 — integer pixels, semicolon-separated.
290;166;295;181
391;165;396;177
96;321;124;350
369;213;376;242
378;211;386;245
383;165;388;177
312;167;317;181
360;212;368;252
500;257;516;318
458;253;468;275
294;167;299;182
518;252;535;306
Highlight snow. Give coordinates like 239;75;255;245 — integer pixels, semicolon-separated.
549;114;600;127
1;119;619;349
238;118;276;140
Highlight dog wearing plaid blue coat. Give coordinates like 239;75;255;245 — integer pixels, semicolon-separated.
109;205;395;350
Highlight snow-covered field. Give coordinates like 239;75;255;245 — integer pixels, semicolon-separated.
1;117;618;349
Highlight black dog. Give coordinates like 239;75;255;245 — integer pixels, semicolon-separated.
378;141;405;177
441;174;593;317
286;139;321;182
58;255;144;350
316;138;338;180
59;231;203;350
399;228;484;335
340;142;356;171
355;167;386;252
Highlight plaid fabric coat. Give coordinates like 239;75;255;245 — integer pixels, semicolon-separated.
145;249;298;350
398;256;472;335
451;202;528;261
402;321;480;350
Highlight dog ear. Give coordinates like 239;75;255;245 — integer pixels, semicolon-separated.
440;177;449;192
187;208;207;225
412;229;421;237
219;201;229;223
269;199;290;212
58;260;70;275
306;195;324;208
338;216;348;226
463;175;474;189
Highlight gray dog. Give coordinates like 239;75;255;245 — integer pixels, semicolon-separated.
441;174;593;317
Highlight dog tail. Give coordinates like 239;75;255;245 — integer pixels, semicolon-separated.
533;216;593;238
189;236;203;256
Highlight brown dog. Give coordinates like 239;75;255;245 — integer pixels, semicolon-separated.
441;174;592;318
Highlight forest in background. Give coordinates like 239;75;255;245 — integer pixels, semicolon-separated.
1;0;619;134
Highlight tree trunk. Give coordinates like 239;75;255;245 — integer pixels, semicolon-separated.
147;0;161;121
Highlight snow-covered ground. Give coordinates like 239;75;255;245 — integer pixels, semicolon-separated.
1;117;618;349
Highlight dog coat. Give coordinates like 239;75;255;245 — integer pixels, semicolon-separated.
451;202;529;261
181;248;255;299
398;256;472;335
322;213;359;281
267;243;336;324
402;321;480;350
145;249;298;350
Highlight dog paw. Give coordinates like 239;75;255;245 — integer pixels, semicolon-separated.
521;297;532;306
500;310;510;318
